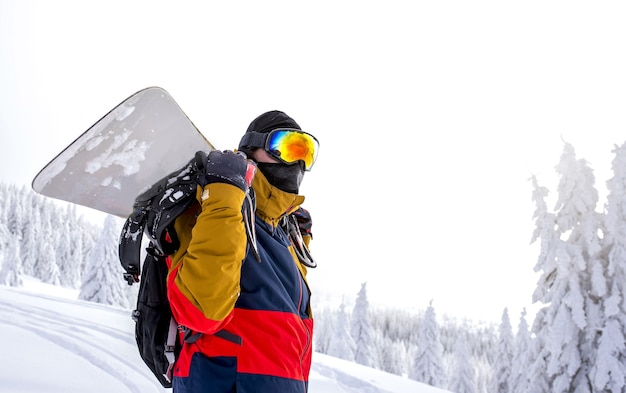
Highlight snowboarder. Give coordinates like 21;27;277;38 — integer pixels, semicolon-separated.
166;110;318;392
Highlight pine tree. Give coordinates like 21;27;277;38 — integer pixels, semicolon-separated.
313;307;333;354
6;186;24;239
0;236;23;286
490;308;514;393
39;240;61;285
509;309;531;393
0;218;11;265
377;335;406;376
0;182;104;289
67;204;84;287
449;332;476;393
326;302;356;361
591;141;626;391
526;176;556;393
410;300;446;388
19;190;38;274
351;282;378;368
530;142;602;392
34;205;61;284
525;308;553;393
0;183;8;226
80;220;98;275
56;207;74;287
20;211;39;276
79;215;128;308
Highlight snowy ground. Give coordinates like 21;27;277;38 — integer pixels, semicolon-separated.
0;278;449;393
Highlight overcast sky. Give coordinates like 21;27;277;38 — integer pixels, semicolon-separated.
2;1;626;324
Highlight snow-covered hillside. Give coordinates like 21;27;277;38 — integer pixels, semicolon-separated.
0;278;449;393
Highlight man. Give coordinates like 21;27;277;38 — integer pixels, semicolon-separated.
166;110;318;392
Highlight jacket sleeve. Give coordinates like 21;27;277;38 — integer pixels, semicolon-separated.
167;182;247;334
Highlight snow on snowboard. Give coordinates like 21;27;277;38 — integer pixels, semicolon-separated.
32;87;214;218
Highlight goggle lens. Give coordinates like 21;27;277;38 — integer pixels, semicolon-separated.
266;129;319;171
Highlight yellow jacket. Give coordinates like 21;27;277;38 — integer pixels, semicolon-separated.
166;169;313;392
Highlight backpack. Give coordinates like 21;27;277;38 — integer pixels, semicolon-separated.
118;153;203;388
118;151;312;387
118;151;263;387
129;248;179;387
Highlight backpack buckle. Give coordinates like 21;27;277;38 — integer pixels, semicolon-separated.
123;268;139;285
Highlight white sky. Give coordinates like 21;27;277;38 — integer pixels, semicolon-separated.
0;278;447;392
2;1;626;324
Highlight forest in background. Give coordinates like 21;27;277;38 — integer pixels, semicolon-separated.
0;181;500;392
3;140;626;393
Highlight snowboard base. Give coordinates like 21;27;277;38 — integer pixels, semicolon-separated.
32;87;214;218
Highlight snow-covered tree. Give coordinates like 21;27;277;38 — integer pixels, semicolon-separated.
409;300;446;388
56;206;75;287
38;239;61;285
33;204;61;285
490;308;514;393
53;204;84;288
67;205;84;287
377;335;406;376
530;142;603;392
79;215;128;308
525;308;550;393
351;282;378;368
79;219;98;275
525;177;556;393
0;183;8;227
313;307;333;354
449;332;476;393
0;182;103;288
0;236;23;286
5;187;25;239
326;301;356;361
20;211;39;276
0;218;11;264
591;141;626;391
509;309;531;393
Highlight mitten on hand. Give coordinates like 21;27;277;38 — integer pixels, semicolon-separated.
293;207;312;237
196;150;257;193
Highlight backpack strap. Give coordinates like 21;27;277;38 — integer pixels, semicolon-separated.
118;206;148;284
281;213;316;268
119;154;203;285
163;317;178;384
242;188;260;262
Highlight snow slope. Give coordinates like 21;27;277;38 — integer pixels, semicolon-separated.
0;279;450;393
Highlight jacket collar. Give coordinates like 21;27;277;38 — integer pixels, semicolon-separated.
252;169;305;227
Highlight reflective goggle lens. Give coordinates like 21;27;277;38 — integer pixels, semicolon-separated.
266;129;319;170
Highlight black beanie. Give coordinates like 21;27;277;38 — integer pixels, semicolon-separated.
238;111;301;154
246;110;301;134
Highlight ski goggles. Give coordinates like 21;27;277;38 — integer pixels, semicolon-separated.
240;128;319;171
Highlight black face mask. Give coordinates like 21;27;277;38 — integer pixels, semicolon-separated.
256;162;304;194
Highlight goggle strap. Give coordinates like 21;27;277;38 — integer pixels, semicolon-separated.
239;132;268;151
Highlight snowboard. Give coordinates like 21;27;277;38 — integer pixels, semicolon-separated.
32;87;215;218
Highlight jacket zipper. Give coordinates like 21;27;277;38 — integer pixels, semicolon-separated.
300;317;312;393
297;268;311;393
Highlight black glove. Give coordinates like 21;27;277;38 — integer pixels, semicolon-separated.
293;207;312;237
196;150;256;193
